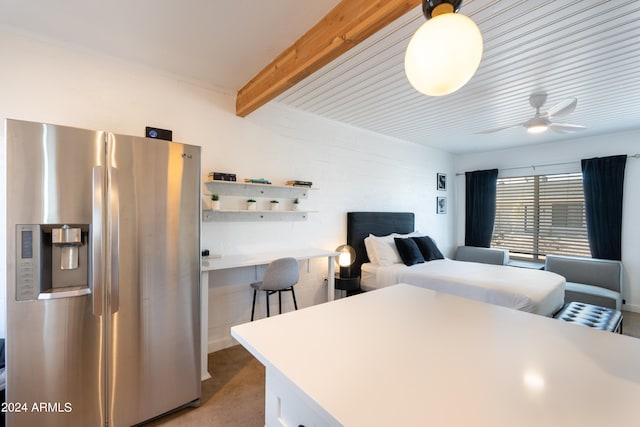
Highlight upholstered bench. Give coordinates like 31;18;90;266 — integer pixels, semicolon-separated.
554;302;623;333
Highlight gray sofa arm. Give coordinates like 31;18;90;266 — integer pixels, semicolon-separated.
454;246;509;265
545;255;622;293
545;254;623;310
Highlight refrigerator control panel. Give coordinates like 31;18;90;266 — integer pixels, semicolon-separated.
16;224;40;301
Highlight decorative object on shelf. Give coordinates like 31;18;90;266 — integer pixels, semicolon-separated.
210;194;220;210
404;0;483;97
287;180;313;188
292;198;300;211
270;200;279;211
437;173;447;191
335;244;356;278
244;178;271;184
437;196;447;214
209;171;237;181
247;199;257;211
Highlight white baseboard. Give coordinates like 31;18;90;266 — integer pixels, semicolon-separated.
208;335;239;354
201;337;237;382
622;303;640;314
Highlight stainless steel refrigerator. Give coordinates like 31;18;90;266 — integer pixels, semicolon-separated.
5;119;201;426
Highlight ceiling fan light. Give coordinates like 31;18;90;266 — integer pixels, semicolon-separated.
527;123;548;134
404;11;483;96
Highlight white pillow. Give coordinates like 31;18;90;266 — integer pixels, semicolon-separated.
364;234;378;264
364;234;402;266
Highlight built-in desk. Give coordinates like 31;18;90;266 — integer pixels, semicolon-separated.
200;248;338;380
232;284;640;426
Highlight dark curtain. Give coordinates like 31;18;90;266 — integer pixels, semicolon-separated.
465;169;498;247
581;155;627;260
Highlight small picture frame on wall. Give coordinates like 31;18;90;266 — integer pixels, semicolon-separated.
437;173;447;191
436;196;447;214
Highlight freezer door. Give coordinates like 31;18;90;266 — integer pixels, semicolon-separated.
5;119;106;427
106;134;201;426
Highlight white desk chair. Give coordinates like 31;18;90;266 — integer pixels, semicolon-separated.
251;257;299;321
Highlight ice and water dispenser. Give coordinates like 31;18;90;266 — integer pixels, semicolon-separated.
16;224;91;301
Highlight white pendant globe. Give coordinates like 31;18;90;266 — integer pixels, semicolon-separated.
404;13;483;96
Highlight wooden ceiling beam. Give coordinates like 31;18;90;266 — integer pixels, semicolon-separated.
235;0;421;117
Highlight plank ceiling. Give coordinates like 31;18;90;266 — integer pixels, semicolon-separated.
274;0;640;153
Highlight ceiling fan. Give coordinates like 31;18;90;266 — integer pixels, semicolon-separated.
478;93;586;134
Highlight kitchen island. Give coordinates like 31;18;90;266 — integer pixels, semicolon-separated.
232;284;640;426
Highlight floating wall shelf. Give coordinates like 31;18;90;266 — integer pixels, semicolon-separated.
204;180;315;199
203;180;317;222
202;209;315;222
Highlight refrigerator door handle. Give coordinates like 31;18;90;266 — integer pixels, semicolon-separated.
92;166;104;316
110;166;120;313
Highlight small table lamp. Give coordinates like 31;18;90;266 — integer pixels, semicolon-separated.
335;244;356;278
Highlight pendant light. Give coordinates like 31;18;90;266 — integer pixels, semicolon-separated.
404;0;483;96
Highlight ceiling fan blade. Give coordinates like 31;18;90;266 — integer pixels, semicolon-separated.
548;122;586;133
475;123;523;134
546;98;577;118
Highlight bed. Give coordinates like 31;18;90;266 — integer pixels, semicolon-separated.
347;212;565;316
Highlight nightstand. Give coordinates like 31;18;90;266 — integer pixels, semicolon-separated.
334;274;363;297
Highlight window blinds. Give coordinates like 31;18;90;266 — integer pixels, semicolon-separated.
491;172;590;259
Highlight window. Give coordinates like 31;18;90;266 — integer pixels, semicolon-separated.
491;172;590;260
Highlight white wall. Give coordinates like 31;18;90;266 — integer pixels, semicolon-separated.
0;31;456;348
455;133;640;312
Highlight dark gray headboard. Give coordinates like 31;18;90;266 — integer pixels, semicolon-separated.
346;212;415;277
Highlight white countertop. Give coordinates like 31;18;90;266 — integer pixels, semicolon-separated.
232;283;640;426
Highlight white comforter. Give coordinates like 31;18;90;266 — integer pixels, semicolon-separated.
361;259;565;316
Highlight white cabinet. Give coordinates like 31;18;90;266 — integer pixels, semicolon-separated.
265;370;340;427
203;180;316;221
